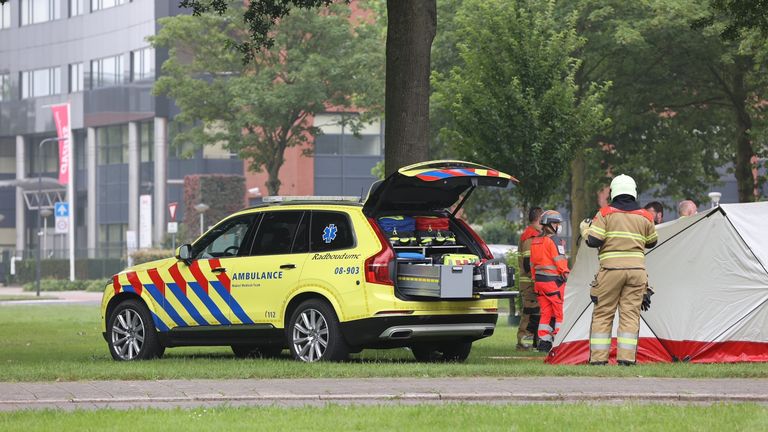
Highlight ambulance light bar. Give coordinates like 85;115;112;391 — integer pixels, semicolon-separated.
262;196;361;203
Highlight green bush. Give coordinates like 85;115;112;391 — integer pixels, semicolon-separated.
22;279;108;292
477;219;520;245
131;249;174;265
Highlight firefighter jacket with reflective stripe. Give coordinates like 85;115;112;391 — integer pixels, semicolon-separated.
587;206;658;268
517;225;540;282
530;235;570;282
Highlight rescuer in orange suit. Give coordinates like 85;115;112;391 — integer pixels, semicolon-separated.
516;207;543;350
530;210;570;353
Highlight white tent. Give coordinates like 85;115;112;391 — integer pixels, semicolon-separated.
547;202;768;364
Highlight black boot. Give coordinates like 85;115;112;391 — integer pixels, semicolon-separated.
589;361;608;366
537;341;552;353
617;360;635;366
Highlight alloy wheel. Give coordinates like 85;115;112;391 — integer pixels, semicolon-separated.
291;308;329;362
111;308;145;360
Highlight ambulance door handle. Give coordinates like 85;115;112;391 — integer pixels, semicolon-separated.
280;264;296;270
211;267;226;274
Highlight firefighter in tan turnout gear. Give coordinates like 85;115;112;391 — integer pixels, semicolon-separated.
516;207;543;350
583;174;658;365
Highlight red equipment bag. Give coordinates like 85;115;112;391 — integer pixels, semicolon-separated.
415;216;450;232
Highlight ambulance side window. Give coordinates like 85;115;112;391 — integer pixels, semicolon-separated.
192;215;257;259
310;211;355;252
251;211;305;256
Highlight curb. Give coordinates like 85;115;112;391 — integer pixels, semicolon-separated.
2;392;766;408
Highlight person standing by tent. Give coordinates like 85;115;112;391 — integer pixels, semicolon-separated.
583;174;658;365
643;201;664;225
530;210;570;353
517;207;543;350
678;200;698;218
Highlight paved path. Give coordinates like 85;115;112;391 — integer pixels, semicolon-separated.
0;286;101;306
1;377;767;410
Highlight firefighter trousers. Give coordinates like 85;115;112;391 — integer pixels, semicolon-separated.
589;268;647;363
517;280;540;348
534;281;564;343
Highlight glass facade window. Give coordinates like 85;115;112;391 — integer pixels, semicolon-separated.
69;63;83;93
69;0;84;16
0;73;9;101
21;0;61;26
313;114;382;156
0;138;15;174
26;137;59;174
139;121;153;162
99;223;127;258
90;55;124;89
131;47;154;81
97;124;128;165
91;0;129;12
20;67;61;99
1;2;10;29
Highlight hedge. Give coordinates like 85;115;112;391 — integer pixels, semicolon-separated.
131;249;174;265
22;279;108;292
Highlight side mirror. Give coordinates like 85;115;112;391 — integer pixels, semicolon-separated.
176;244;192;263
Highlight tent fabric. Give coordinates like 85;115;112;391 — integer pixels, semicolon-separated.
546;202;768;364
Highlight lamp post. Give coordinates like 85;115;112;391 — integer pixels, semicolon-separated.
40;208;53;258
708;192;722;208
194;203;209;236
36;137;67;298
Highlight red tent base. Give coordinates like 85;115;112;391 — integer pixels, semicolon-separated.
545;338;768;364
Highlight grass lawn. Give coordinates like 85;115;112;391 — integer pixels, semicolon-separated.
1;404;766;431
1;304;767;381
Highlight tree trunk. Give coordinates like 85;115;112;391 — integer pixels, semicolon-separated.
384;0;436;175
265;139;287;196
732;57;755;203
569;149;587;264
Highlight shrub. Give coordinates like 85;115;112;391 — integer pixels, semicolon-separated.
22;278;108;292
131;249;174;265
12;259;125;284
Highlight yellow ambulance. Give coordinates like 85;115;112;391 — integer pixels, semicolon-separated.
101;160;517;362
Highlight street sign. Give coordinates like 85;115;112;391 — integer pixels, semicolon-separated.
54;202;69;217
167;222;178;234
54;202;69;234
168;202;178;221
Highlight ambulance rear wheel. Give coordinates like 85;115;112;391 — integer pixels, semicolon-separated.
288;299;349;362
411;341;472;362
108;299;164;361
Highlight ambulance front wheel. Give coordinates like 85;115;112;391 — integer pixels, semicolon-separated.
107;299;165;361
287;299;349;362
411;341;472;362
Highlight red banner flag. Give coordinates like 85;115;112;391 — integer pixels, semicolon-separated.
51;104;70;185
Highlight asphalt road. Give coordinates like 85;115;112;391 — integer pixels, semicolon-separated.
1;377;767;410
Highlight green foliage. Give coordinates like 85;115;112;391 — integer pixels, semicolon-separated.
570;0;768;203
11;259;125;284
179;0;345;60
476;219;519;245
152;2;384;195
22;279;107;292
433;0;610;207
694;0;768;40
130;249;174;265
182;175;245;243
